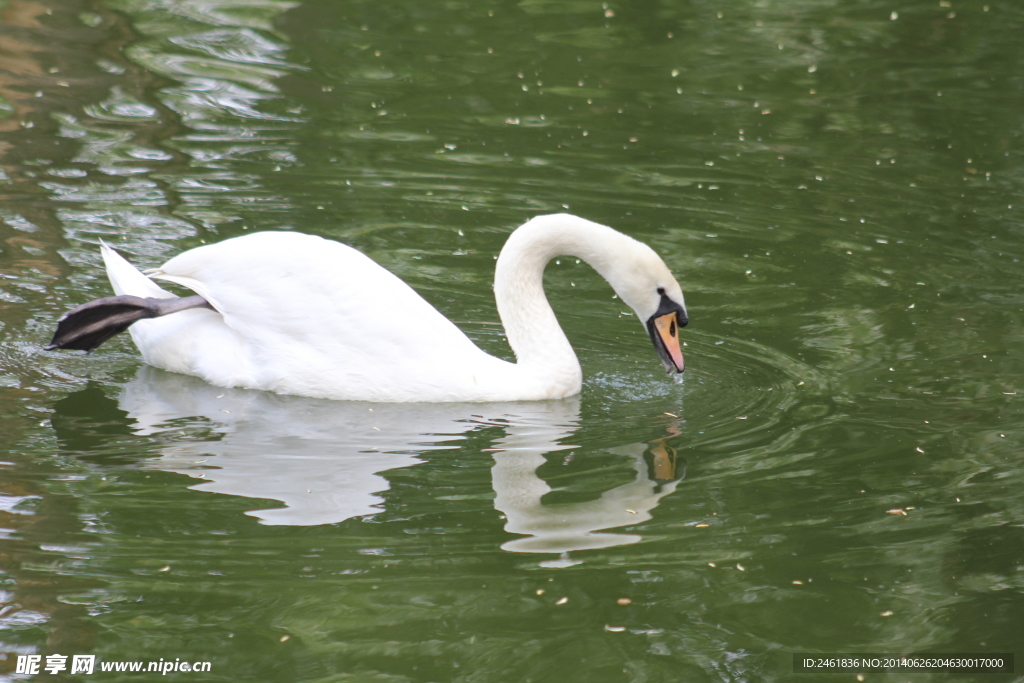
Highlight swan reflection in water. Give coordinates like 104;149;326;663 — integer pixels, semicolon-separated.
116;367;684;554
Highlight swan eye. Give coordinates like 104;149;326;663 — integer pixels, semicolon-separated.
656;287;666;295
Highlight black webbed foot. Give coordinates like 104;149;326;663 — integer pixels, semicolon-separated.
47;294;211;352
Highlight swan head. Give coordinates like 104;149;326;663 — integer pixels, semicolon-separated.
606;242;688;375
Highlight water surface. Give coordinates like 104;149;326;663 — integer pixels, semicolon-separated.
1;0;1023;680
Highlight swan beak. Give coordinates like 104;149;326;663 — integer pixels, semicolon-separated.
652;312;685;373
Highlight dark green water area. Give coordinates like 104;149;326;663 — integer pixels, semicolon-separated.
0;0;1022;680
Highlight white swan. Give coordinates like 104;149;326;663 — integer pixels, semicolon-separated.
48;213;687;402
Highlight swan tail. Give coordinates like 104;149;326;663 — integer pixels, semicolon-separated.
101;241;171;299
47;295;212;352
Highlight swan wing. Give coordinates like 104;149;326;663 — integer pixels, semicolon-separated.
149;232;502;401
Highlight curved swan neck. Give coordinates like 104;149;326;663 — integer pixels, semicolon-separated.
493;214;646;391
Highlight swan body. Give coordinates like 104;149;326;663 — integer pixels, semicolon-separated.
51;214;687;402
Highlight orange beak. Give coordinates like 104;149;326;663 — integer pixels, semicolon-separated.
653;312;684;372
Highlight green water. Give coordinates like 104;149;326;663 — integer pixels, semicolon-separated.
1;0;1023;680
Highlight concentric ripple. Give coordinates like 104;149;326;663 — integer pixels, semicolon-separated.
587;330;830;457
